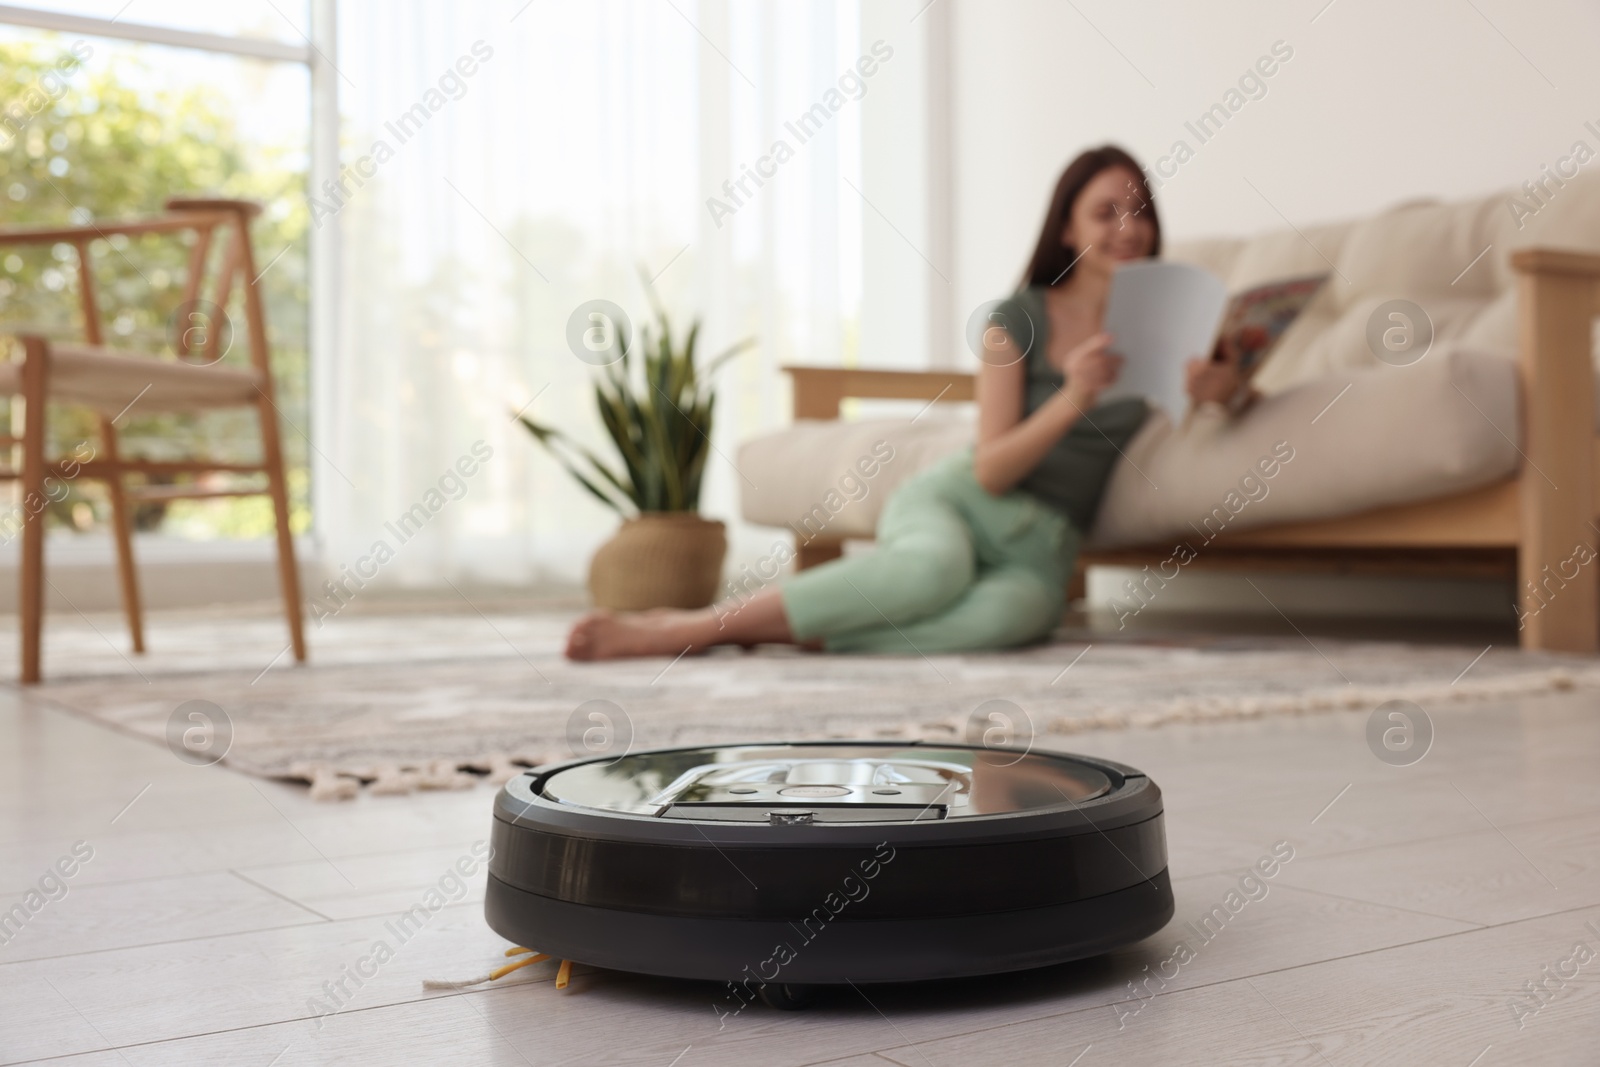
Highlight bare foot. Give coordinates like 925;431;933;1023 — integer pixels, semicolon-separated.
565;609;714;661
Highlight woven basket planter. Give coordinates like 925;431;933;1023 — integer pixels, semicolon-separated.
588;513;727;611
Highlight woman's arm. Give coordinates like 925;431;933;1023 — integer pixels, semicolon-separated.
972;330;1121;496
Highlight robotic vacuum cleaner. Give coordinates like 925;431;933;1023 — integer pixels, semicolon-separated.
485;741;1172;1007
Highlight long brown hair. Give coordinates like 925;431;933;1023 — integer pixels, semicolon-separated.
1020;145;1160;289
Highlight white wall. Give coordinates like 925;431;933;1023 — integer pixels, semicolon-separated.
946;0;1600;331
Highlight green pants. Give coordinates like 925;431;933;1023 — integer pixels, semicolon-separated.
781;449;1079;653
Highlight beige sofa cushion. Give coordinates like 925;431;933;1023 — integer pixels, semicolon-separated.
1166;171;1600;398
1087;345;1519;547
738;415;970;541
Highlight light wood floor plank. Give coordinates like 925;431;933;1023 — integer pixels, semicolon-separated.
1276;808;1600;925
873;903;1600;1067
0;871;324;964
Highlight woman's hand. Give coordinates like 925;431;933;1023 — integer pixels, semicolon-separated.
1062;332;1123;410
1185;355;1245;407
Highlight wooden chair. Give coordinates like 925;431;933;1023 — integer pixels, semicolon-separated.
0;197;306;682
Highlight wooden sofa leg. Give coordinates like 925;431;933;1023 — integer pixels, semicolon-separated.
1512;250;1600;652
1067;560;1088;604
795;537;844;571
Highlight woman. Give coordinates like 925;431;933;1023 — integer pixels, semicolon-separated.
567;144;1244;661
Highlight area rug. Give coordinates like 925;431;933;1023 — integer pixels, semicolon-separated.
25;608;1600;799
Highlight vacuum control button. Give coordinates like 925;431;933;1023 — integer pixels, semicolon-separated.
728;787;758;794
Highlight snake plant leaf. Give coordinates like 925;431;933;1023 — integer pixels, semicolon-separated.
683;319;700;372
595;386;647;504
514;414;632;515
654;325;674;408
670;325;698;409
635;392;683;511
681;392;716;506
516;414;634;504
654;383;698;471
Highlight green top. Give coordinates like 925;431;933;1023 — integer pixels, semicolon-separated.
989;286;1150;533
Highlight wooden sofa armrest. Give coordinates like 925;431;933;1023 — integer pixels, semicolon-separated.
1511;246;1600;650
783;365;975;420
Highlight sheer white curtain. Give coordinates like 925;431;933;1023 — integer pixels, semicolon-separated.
318;0;862;588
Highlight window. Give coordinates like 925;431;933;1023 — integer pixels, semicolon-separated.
0;1;321;541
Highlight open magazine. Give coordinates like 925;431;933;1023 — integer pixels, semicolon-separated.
1102;261;1328;416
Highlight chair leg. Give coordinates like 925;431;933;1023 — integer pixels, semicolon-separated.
19;338;49;684
231;208;305;662
97;416;145;654
261;402;306;663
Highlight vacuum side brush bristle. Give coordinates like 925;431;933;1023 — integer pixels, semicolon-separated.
422;947;571;991
488;952;552;981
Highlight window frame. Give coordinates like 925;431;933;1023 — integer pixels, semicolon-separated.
0;0;339;556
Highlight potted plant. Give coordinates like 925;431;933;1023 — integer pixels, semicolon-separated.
516;288;753;611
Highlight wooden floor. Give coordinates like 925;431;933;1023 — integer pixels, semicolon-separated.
2;648;1598;1064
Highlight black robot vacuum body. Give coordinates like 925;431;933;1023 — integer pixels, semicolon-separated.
485;741;1172;990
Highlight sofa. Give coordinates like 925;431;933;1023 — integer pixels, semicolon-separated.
737;173;1600;652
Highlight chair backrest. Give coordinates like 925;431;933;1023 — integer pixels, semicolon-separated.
0;198;273;376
